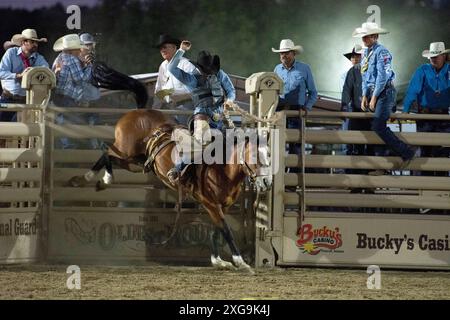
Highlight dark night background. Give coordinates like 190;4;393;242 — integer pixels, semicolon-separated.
0;0;449;98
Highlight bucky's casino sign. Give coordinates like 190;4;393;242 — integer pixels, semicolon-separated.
296;224;343;255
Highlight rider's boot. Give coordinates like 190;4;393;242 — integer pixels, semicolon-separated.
167;161;187;185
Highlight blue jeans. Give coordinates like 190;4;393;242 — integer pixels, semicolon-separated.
0;96;20;122
416;111;450;176
370;86;414;161
193;105;224;130
287;117;302;156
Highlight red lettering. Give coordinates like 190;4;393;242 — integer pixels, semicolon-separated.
296;224;313;246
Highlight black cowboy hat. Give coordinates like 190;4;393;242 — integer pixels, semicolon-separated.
194;50;220;75
155;34;181;49
343;44;363;61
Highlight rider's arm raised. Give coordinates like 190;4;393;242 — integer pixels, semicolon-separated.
167;49;197;91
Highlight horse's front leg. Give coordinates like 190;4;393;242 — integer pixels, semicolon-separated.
206;204;254;274
210;227;234;270
219;219;254;274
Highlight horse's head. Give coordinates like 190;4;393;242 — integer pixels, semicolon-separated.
241;135;273;192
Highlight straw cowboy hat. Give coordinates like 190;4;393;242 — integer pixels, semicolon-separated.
11;28;47;44
3;40;18;51
352;22;389;38
343;44;364;60
422;42;450;58
53;34;82;52
272;39;303;53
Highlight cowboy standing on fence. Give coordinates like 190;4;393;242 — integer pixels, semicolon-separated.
0;28;49;122
153;34;197;125
403;42;450;177
342;44;375;178
166;40;236;184
272;39;318;157
353;22;417;175
51;34;97;149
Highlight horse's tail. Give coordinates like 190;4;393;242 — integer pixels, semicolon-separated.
92;61;149;109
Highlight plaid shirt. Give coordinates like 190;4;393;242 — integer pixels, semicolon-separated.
53;52;92;101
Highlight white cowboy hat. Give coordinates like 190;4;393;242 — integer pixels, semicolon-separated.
352;22;389;38
343;44;364;60
11;28;47;44
272;39;303;53
422;42;450;58
53;34;82;52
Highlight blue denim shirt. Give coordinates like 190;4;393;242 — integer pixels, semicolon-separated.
403;63;450;113
274;61;318;111
0;47;49;96
361;42;395;98
168;49;236;101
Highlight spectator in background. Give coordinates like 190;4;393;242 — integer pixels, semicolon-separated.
0;29;49;122
272;38;318;157
78;33;101;103
340;44;363;91
153;34;196;125
341;45;364;153
403;42;450;176
1;40;19;97
341;44;374;186
353;22;416;175
51;34;96;149
3;40;18;52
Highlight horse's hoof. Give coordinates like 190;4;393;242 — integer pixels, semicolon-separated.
211;256;235;270
237;263;255;275
232;255;255;274
68;176;86;188
96;180;107;191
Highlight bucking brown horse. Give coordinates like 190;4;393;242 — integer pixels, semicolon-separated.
69;109;273;272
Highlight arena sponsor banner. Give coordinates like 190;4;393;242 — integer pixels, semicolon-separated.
49;211;252;264
0;212;41;263
281;214;450;269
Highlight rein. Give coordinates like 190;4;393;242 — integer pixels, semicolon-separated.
223;100;281;126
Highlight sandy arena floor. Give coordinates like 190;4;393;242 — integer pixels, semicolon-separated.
0;264;449;300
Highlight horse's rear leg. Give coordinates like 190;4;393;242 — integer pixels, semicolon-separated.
95;152;114;191
68;152;113;190
206;204;254;273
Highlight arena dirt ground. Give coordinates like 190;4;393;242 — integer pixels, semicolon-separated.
0;264;449;300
